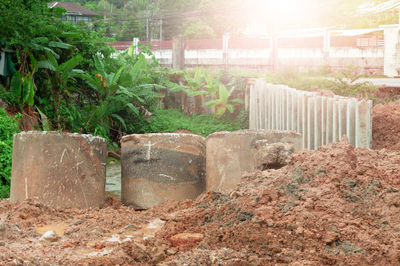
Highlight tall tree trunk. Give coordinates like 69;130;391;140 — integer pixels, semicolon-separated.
104;0;106;21
124;0;128;19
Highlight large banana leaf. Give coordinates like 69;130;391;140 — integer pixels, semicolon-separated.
22;73;34;106
58;55;83;76
10;71;22;102
38;60;56;71
48;41;72;49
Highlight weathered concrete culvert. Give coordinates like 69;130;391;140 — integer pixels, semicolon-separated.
10;131;107;208
121;133;206;209
206;130;302;194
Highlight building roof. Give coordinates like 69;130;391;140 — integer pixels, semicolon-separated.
48;2;99;16
358;0;400;15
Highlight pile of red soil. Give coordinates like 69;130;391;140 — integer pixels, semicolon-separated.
372;99;400;150
1;139;400;264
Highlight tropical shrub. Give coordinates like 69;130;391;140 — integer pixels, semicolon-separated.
0;108;20;198
67;43;179;145
0;0;114;130
169;68;245;117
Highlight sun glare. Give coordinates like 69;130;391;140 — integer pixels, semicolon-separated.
250;0;320;31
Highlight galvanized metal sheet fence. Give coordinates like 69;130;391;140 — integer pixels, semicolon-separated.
249;79;372;150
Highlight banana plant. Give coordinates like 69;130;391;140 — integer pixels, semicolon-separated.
9;54;38;108
9;36;76;116
204;71;219;95
205;83;243;118
79;54;128;132
10;71;34;108
79;52;165;137
38;53;84;129
169;68;208;97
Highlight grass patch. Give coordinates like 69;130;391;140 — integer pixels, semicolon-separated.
140;108;247;136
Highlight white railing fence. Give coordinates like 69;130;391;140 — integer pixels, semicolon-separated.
249;79;372;149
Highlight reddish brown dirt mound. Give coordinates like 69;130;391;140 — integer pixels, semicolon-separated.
155;139;400;265
372;99;400;150
1;140;400;264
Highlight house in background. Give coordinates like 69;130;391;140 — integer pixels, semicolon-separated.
48;2;99;24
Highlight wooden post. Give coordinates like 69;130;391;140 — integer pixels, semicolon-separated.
323;30;331;66
159;19;163;41
172;36;186;112
172;35;185;70
146;18;149;41
271;28;278;72
223;33;230;70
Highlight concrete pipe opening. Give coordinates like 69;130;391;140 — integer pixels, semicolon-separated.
121;133;206;209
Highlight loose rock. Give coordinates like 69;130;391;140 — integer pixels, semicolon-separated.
40;230;59;242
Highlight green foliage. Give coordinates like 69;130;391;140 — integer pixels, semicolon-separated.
169;68;245;117
1;0;249;150
0;109;20;198
205;82;243;117
326;68;379;99
137;108;245;136
12;0;391;43
170;68;208;97
266;67;379;102
184;19;216;39
73;43;168;142
0;0;51;49
266;68;329;91
0;0;113;121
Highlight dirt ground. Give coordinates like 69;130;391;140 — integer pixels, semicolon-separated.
1;137;400;265
372;99;400;150
1;101;400;265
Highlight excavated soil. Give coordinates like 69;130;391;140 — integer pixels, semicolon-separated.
372;99;400;150
1;139;400;265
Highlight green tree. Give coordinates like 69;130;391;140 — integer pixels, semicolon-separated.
184;19;216;39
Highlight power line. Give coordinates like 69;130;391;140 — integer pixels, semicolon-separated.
103;4;245;22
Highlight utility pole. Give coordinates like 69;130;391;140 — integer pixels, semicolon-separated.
271;20;278;72
323;30;331;66
146;18;149;41
172;35;185;69
159;19;163;41
103;0;106;21
223;33;230;70
124;0;128;19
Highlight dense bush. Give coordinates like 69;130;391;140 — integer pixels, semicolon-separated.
0;0;249;152
0;0;170;147
0;109;20;198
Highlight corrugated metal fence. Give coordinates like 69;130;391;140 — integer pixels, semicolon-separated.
249;79;372;149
